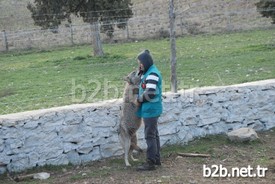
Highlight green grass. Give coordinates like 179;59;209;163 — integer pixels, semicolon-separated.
161;133;269;166
0;29;275;114
161;134;228;158
70;168;111;181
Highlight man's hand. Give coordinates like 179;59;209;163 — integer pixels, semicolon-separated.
134;98;141;107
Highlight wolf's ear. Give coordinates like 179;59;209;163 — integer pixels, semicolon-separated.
137;69;143;76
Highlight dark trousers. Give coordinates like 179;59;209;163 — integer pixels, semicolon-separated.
143;117;160;163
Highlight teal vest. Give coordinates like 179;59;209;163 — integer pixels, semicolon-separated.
137;65;163;118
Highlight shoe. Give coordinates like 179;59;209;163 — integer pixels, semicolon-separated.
155;160;161;166
136;161;156;171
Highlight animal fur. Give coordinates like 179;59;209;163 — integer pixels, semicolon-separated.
118;70;143;166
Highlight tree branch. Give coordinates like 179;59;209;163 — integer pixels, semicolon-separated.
177;152;211;158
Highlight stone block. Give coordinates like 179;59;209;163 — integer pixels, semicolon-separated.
46;154;69;166
67;150;81;165
80;146;102;163
23;120;40;129
8;153;29;172
77;142;94;154
0;166;7;174
227;128;259;142
198;116;220;127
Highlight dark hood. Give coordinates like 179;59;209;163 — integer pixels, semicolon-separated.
137;50;154;73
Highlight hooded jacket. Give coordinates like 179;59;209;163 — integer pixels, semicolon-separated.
136;50;163;118
137;50;154;73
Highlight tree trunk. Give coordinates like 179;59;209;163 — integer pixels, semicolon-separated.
91;22;104;56
2;30;9;52
169;0;177;93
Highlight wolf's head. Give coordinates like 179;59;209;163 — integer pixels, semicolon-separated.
124;70;141;85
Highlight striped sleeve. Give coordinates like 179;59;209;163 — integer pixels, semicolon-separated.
145;73;159;90
138;72;159;103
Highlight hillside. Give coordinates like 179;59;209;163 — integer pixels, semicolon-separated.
0;0;272;32
0;0;33;31
0;0;273;52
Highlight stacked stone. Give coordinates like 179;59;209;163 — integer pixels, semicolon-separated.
0;79;274;174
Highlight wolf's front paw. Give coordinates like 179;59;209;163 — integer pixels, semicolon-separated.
125;161;131;167
131;155;139;162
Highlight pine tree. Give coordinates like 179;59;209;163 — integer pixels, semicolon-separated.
256;0;275;24
27;0;133;56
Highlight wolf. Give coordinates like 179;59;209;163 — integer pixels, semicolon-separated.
118;70;143;166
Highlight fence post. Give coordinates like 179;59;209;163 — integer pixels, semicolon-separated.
169;0;177;93
91;21;104;56
226;13;233;32
180;17;184;35
2;30;8;51
126;22;130;40
70;24;74;45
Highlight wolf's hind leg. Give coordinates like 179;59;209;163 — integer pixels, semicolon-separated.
131;134;143;152
129;146;139;161
124;136;131;166
130;134;141;162
119;131;131;166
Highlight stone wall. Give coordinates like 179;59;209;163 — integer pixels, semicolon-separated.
0;79;274;174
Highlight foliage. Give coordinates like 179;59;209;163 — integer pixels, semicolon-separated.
27;0;133;33
256;0;275;24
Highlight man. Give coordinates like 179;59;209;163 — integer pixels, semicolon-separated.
135;50;163;171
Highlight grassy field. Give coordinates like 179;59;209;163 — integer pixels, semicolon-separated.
0;29;274;114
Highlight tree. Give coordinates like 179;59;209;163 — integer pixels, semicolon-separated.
27;0;133;56
255;0;275;24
